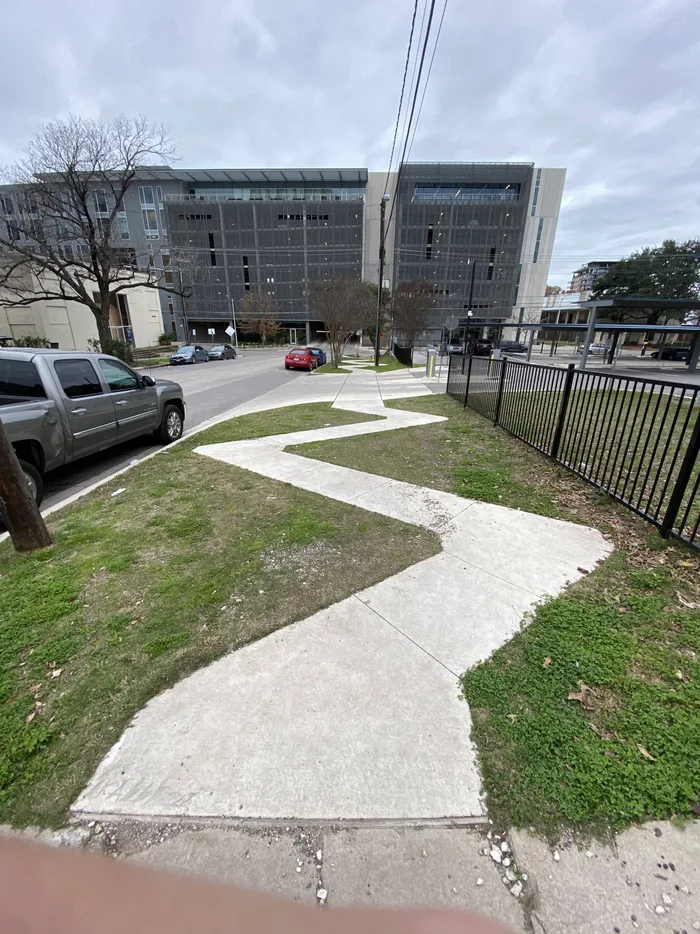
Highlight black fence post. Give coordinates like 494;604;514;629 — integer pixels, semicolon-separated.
464;354;473;407
550;363;576;460
660;407;700;537
493;356;508;426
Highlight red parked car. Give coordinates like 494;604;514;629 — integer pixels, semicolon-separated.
285;347;319;371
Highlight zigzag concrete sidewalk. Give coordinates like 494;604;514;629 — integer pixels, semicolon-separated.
74;369;610;822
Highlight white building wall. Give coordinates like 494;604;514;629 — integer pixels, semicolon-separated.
364;171;396;290
513;168;566;324
0;275;165;350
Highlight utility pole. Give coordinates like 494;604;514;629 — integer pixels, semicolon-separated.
374;194;389;367
0;418;52;552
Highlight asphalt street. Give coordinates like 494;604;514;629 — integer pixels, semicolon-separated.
40;348;302;510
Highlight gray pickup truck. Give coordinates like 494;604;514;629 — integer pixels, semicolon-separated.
0;348;185;506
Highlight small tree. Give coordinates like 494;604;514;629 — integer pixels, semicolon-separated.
592;239;700;325
238;292;280;344
392;279;434;348
0;115;191;345
545;284;563;296
308;279;374;366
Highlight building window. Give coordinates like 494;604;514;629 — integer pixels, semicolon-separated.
414;183;519;202
156;187;163;208
513;264;522;304
161;250;173;284
533;218;544;263
118;212;130;240
242;255;250;290
530;168;542;217
0;194;15;215
93;189;109;215
139;186;155;207
208;232;217;266
426;224;434;260
6;221;20;242
142;208;159;239
487;247;496;280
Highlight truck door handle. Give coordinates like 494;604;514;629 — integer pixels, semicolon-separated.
115;400;129;407
71;408;87;415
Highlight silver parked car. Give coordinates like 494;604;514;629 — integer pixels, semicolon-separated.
170;344;209;365
1;348;185;506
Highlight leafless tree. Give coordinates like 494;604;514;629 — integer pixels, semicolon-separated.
238;292;281;344
0;115;191;346
308;279;374;367
391;279;434;348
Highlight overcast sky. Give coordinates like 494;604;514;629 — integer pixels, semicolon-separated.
1;0;698;286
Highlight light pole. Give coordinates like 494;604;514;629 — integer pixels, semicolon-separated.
374;194;389;367
231;299;239;349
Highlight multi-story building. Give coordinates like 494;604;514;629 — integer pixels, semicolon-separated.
391;163;565;337
570;261;617;293
0;162;565;345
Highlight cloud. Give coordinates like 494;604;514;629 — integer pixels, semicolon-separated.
1;0;699;286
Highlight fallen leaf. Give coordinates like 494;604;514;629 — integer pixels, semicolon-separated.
637;744;656;762
604;750;620;761
25;711;35;724
543;657;551;668
654;873;668;880
565;764;573;772
50;669;63;679
677;592;699;610
59;732;66;740
506;714;518;723
678;561;695;568
617;607;628;615
29;683;42;694
568;681;595;710
577;567;590;574
675;670;684;680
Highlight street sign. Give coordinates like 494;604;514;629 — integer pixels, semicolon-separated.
444;315;460;332
191;328;196;336
225;325;235;337
208;328;215;336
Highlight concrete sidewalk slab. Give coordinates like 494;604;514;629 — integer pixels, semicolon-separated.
511;821;700;934
74;374;611;824
322;827;526;928
73;594;484;820
130;827;319;903
356;553;535;675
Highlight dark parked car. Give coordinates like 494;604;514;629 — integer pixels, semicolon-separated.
207;344;237;361
499;340;528;354
472;339;494;356
650;345;690;361
307;347;327;366
170;344;209;365
285;348;319;371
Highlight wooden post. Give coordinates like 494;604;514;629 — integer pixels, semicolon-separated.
0;418;52;552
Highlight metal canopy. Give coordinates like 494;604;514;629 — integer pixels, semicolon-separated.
134;166;368;184
580;297;700;311
460;322;700;333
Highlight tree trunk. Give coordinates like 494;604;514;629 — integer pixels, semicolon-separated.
0;419;52;552
95;301;111;347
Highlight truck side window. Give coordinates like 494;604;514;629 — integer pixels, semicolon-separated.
0;359;47;404
54;360;103;398
98;358;139;392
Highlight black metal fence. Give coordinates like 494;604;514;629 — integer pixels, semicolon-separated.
393;342;414;367
447;353;700;551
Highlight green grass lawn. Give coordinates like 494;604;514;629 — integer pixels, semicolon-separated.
312;363;352;374
287;393;700;836
356;353;411;372
0;403;438;827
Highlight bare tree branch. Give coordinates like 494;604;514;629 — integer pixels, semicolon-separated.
0;115;185;344
391;279;434;348
308;279;374;366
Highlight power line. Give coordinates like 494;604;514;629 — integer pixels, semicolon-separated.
385;0;438;230
405;0;449;163
383;0;421;198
